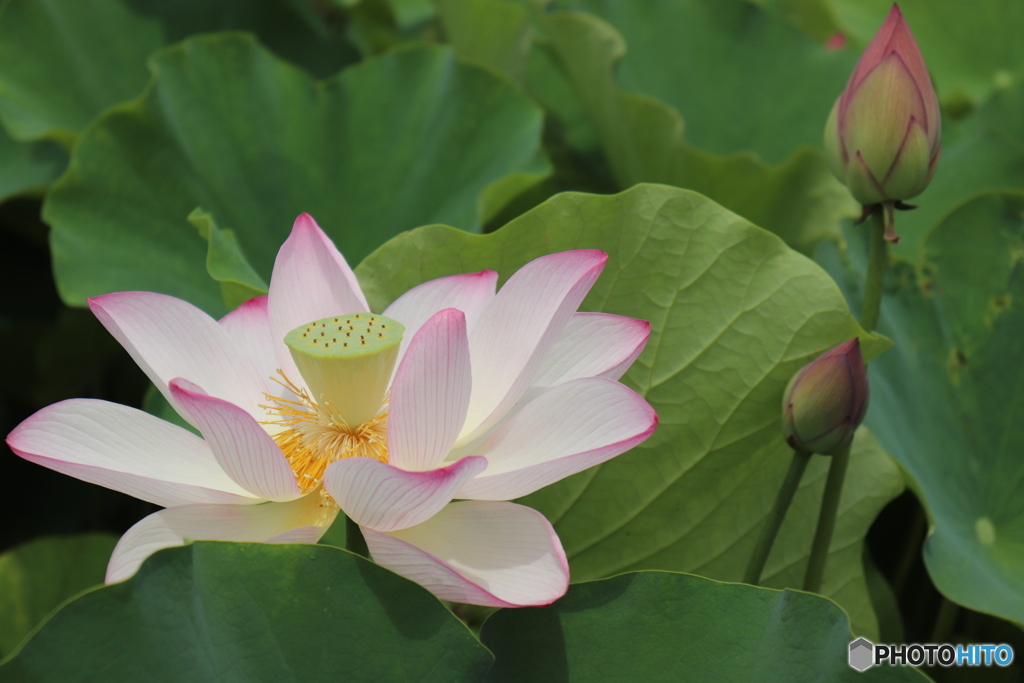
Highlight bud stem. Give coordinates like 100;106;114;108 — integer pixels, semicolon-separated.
930;596;960;645
799;202;886;593
743;449;813;586
797;207;888;591
859;204;891;333
802;444;851;593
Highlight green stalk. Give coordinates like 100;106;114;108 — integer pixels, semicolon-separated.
860;203;891;334
803;445;851;593
930;596;961;644
345;513;369;557
743;450;813;585
801;204;892;593
891;506;926;598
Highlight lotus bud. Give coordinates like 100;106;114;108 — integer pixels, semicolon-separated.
782;339;869;456
824;4;940;239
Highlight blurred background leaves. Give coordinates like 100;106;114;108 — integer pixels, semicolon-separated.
45;35;549;314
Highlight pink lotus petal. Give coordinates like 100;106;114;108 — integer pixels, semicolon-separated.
89;292;268;420
7;399;256;507
460;250;608;443
105;494;335;583
362;501;569;607
459;378;657;500
877;5;937;135
268;214;370;381
388;309;472;471
218;295;280;382
532;312;650;390
169;379;301;502
323;455;486;532
846;5;900;95
383;270;497;371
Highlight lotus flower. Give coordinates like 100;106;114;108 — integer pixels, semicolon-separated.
824;3;940;240
781;338;869;456
7;215;657;607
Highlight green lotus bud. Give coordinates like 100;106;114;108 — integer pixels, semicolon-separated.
782;339;869;456
824;4;940;220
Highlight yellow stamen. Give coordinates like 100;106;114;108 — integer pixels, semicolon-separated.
261;371;388;494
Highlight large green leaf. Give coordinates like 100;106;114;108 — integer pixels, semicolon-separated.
0;126;64;203
0;542;492;681
188;208;269;310
888;79;1024;259
525;38;600;154
818;191;1024;624
45;36;549;315
0;0;356;145
555;0;858;164
0;534;116;659
356;183;900;638
436;0;532;83
829;0;1024;105
481;572;929;682
542;8;857;256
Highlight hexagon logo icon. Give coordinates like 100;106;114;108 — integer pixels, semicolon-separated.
849;637;874;671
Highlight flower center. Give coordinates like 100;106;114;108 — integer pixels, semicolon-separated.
261;313;405;493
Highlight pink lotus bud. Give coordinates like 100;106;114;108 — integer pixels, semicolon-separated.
782;339;869;456
824;4;940;209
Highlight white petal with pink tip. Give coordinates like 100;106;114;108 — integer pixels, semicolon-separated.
458;378;657;500
387;309;472;472
105;495;335;583
362;501;568;607
6;399;255;507
323;456;486;532
169;379;301;502
383;270;497;369
268;214;369;381
218;295;280;382
459;250;608;443
89;292;268;420
532;312;650;389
